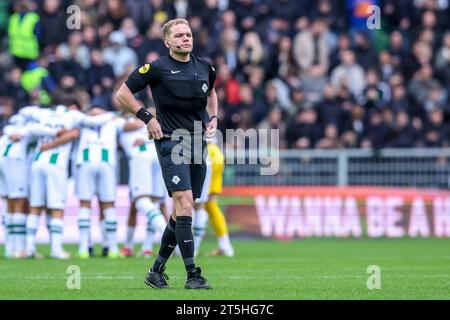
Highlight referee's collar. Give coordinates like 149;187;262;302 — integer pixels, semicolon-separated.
168;53;192;63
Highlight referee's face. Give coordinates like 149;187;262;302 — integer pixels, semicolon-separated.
166;23;193;55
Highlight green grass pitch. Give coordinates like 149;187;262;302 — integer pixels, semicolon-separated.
0;238;449;299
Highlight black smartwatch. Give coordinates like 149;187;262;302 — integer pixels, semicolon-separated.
136;107;153;124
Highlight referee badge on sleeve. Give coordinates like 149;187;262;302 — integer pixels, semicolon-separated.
139;64;150;74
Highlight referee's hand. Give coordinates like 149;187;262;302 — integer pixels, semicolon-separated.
147;118;163;140
205;117;218;143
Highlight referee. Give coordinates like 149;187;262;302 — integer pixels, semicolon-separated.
117;19;218;289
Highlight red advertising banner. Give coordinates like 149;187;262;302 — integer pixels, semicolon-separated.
221;187;450;239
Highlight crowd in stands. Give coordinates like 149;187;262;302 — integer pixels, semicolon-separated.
1;0;450;149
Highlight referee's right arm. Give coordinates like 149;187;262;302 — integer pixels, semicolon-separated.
116;82;142;117
116;64;163;139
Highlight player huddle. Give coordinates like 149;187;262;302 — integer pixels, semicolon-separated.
0;102;234;260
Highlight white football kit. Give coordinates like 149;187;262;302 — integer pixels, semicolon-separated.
0;118;56;200
28;106;112;209
118;119;166;200
75;113;122;202
29;106;85;209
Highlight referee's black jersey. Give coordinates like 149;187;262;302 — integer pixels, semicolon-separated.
125;54;216;135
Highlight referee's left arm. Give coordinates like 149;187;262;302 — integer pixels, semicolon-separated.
206;88;218;120
206;63;218;136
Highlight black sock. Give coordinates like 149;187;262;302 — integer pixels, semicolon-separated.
175;216;196;272
151;217;177;272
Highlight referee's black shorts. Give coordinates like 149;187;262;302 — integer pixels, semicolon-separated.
154;136;207;199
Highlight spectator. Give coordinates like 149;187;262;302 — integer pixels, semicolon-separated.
102;0;128;30
317;82;345;131
199;0;221;35
408;64;440;107
98;20;114;48
52;74;90;108
435;31;450;89
364;68;391;104
124;0;153;34
390;84;412;114
423;108;449;147
435;31;450;70
329;33;352;73
218;26;239;71
287;85;309;116
388;30;408;72
1;67;29;111
237;31;265;76
293;18;329;72
49;46;87;89
389;110;421;148
216;63;241;106
87;48;115;95
8;0;40;70
147;0;176;25
378;50;396;83
232;0;257;33
257;107;287;149
57;31;91;69
102;30;138;77
285;107;322;149
137;21;166;63
316;123;341;149
82;26;100;50
267;35;297;80
247;66;265;105
262;80;281;113
340;103;365;148
120;17;144;52
302;64;328;104
240;83;266;124
331;49;366;98
354;31;378;71
77;0;101;28
39;0;68;50
423;85;447;112
361;108;391;149
20;54;56;106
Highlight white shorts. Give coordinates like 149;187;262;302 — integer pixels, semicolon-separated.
0;158;29;199
195;160;212;204
30;162;67;209
129;151;166;200
76;162;116;202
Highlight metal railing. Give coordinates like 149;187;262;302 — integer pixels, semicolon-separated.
223;148;450;189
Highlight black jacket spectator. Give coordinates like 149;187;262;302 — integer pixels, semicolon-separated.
39;0;68;50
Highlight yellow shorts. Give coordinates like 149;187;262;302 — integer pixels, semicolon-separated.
208;143;224;195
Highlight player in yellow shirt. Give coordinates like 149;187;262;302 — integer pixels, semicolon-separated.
205;143;234;257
